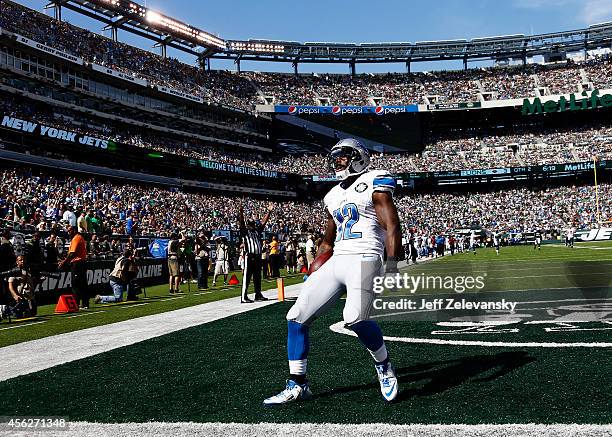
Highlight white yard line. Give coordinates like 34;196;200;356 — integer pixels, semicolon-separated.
0;284;302;382
117;303;149;309
0;320;46;331
64;310;106;318
9;422;612;437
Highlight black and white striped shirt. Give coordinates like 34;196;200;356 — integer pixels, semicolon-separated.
242;229;262;255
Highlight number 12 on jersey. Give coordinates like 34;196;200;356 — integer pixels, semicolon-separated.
333;203;362;241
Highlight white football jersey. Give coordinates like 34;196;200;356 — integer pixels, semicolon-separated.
324;170;396;257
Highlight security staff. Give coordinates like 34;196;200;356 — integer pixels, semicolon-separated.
239;203;273;303
58;225;89;309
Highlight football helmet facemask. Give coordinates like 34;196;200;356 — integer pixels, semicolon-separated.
328;138;370;181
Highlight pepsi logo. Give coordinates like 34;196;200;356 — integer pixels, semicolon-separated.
288;106;297;115
332;106;341;115
375;106;384;115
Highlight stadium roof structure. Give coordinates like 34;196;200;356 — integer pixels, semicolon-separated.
46;0;225;57
43;1;612;71
223;23;612;68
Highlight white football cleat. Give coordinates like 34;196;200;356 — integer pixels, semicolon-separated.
263;379;312;406
375;362;398;402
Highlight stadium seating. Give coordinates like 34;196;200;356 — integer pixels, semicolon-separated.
2;0;612;111
1;167;609;237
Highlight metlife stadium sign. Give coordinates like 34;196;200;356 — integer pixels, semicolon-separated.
275;105;418;115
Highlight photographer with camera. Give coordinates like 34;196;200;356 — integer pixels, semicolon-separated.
7;255;37;318
94;249;134;304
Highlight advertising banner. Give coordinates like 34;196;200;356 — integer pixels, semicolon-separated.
91;63;148;86
274;105;418;115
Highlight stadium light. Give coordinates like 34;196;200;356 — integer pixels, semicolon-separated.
83;0;225;50
146;10;162;24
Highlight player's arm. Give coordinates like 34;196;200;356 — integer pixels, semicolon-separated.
316;212;337;257
58;246;76;269
238;204;246;230
8;278;22;302
373;191;402;267
260;202;274;228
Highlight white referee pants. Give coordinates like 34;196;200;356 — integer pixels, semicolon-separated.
286;254;383;326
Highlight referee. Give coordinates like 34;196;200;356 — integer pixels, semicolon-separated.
239;203;273;303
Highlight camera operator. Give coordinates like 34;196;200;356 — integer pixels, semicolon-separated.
195;233;210;290
7;255;37;317
126;248;142;300
95;249;134;304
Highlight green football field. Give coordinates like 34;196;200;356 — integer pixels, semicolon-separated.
0;270;306;348
0;242;610;427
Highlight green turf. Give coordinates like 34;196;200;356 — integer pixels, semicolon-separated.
405;242;612;293
0;301;609;424
0;270;305;348
0;243;610;424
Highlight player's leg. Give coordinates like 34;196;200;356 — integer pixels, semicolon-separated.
263;256;343;405
342;254;398;402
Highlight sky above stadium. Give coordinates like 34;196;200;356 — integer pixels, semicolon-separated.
16;0;612;73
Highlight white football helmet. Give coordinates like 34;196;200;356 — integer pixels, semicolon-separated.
329;138;370;180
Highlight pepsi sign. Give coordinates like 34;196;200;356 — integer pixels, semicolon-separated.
274;105;418;115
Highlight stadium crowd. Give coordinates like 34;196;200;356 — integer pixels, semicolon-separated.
2;93;610;175
0;167;324;238
0;0;258;112
397;183;610;234
277;122;612;174
1;167;609;240
3;0;612;112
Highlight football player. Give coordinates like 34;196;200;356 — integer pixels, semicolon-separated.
534;230;542;250
493;230;501;256
469;230;477;255
263;138;402;406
